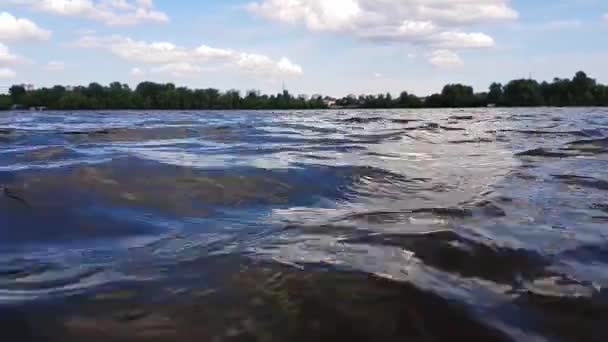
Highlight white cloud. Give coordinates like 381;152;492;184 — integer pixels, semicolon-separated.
195;45;234;60
151;62;202;77
248;0;517;63
277;57;303;75
248;0;517;37
46;60;65;71
0;42;32;80
0;43;19;66
429;50;464;68
11;0;168;26
0;12;51;41
233;53;303;77
74;35;303;78
357;20;437;41
0;67;16;79
130;67;145;77
414;1;518;24
249;0;363;32
436;32;494;49
603;13;608;21
373;72;383;78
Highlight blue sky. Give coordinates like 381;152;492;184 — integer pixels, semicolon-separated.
0;0;607;96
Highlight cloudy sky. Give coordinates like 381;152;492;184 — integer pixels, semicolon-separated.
0;0;607;96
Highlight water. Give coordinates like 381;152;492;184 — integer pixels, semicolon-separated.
0;108;607;341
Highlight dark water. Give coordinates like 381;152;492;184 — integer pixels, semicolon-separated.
1;108;607;341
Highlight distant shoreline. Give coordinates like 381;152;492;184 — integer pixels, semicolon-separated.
0;105;608;114
2;71;607;111
3;106;608;112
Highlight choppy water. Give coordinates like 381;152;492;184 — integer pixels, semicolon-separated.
1;109;607;341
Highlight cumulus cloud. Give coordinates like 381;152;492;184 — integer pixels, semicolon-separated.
151;62;203;77
0;67;16;79
249;0;517;27
46;60;65;71
429;50;464;68
0;12;51;41
277;57;303;75
249;0;363;32
130;67;145;77
10;0;168;26
435;32;494;49
0;43;25;78
0;43;19;66
248;0;517;64
74;35;303;78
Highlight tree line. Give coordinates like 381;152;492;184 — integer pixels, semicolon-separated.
0;83;327;110
336;71;608;108
1;71;607;110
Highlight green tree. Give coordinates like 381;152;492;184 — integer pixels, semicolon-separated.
487;83;503;105
571;71;595;106
441;84;476;107
4;71;608;111
58;92;90;109
9;85;26;104
0;95;11;110
503;79;543;106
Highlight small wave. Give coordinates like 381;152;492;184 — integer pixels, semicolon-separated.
592;203;608;213
492;129;593;137
0;157;114;172
18;146;73;162
565;137;608;155
552;174;608;190
0;128;15;135
63;127;206;143
449;138;494;144
276;123;343;134
390;118;420;124
516;148;571;158
448;115;474;120
343;230;548;284
338;117;384;124
0;267;128;303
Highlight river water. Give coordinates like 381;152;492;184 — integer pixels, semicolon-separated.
0;108;607;341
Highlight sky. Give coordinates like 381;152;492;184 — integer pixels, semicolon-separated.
0;0;607;96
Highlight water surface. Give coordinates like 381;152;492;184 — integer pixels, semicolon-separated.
1;109;608;341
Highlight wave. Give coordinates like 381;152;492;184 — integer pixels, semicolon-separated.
0;108;607;341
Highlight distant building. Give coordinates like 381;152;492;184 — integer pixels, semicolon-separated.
323;97;337;107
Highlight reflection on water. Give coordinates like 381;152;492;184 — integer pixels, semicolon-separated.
1;108;608;341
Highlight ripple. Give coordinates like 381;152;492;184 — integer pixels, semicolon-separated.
0;108;607;341
552;174;608;190
516;148;571;158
